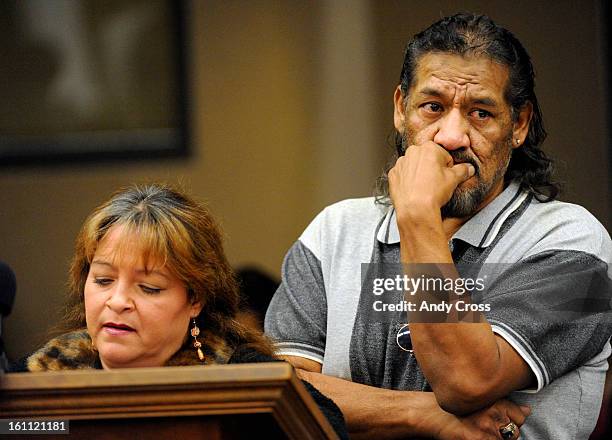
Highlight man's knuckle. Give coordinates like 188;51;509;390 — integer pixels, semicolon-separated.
514;414;525;426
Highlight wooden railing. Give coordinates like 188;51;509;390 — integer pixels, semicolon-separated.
0;362;338;439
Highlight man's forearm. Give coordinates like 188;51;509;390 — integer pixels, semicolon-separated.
297;369;445;439
397;210;532;413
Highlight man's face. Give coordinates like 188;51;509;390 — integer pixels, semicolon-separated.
394;52;528;218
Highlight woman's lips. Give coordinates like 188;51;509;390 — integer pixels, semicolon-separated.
102;322;135;335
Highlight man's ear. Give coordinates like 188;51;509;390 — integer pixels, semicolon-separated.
512;102;533;149
394;85;407;134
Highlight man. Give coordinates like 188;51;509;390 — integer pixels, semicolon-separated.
265;13;612;439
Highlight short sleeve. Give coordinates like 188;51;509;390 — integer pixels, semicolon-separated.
264;240;328;364
480;249;612;391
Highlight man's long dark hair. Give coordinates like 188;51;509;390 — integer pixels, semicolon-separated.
376;13;559;203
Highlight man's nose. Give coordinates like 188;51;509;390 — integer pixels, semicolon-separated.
433;109;470;151
105;282;135;312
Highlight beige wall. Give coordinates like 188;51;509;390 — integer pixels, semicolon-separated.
0;0;384;359
1;0;609;360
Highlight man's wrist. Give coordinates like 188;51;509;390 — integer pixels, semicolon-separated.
396;208;446;254
394;196;441;222
403;391;451;438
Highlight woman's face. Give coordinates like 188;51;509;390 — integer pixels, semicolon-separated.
84;225;202;369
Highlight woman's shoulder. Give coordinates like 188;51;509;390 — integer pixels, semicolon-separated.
11;329;98;372
228;344;279;364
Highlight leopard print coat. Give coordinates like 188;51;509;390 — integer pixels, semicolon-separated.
25;329;232;371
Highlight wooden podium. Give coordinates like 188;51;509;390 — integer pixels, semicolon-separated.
0;363;339;439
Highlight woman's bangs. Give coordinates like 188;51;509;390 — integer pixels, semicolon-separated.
120;221;170;273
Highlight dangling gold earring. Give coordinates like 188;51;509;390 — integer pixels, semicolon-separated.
191;318;205;362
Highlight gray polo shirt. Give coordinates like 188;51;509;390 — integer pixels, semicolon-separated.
265;181;612;439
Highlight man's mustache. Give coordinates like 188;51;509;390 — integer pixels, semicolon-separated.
449;151;479;175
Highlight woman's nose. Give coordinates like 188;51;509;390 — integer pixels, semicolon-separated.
105;282;135;312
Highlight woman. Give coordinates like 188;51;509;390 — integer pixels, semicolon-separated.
12;184;346;437
21;183;272;370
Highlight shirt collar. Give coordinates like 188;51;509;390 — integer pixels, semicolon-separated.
376;180;529;248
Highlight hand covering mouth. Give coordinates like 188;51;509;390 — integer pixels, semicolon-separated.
450;153;478;175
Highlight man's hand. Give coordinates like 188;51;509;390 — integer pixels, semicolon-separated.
436;399;530;440
388;141;475;216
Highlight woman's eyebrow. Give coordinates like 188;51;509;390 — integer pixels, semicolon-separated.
91;260;168;279
91;260;114;268
135;268;170;280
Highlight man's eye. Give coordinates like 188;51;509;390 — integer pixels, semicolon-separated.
93;278;113;286
471;109;491;120
140;285;162;295
423;103;443;112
